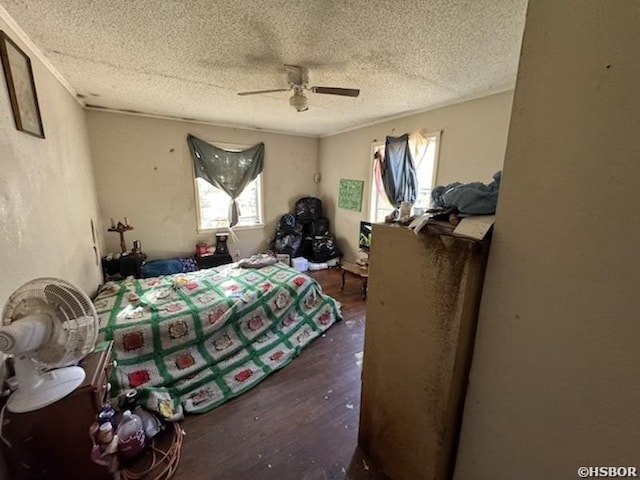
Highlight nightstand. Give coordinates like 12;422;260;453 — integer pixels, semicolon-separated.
0;342;115;480
195;252;233;269
102;252;147;281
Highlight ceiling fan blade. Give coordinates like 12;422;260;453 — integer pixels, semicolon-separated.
237;88;290;96
310;86;360;97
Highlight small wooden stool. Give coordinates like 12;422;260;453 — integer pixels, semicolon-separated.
340;262;369;300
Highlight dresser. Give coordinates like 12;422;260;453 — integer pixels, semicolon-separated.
359;224;491;480
1;342;114;480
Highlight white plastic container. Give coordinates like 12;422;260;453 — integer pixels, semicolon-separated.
291;257;309;272
117;410;146;459
326;257;340;267
308;262;328;271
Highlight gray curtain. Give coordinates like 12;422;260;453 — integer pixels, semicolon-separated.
381;134;418;212
187;134;265;227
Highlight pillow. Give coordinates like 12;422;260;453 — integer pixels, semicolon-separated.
180;257;198;273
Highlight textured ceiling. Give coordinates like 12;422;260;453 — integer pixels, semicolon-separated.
1;0;527;136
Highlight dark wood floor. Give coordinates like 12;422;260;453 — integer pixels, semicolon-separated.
173;268;385;480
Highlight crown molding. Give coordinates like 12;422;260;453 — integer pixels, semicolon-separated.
84;104;319;139
320;85;515;138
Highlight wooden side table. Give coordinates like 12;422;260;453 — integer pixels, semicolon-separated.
102;252;147;281
1;342;115;480
195;252;233;269
341;262;369;300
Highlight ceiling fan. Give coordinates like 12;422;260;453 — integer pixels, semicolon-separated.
237;65;360;112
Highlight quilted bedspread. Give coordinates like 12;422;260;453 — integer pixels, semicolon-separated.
94;262;342;413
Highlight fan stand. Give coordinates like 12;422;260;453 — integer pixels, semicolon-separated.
7;354;86;413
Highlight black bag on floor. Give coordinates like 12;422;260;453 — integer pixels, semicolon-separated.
310;234;341;262
274;214;303;255
300;237;313;258
302;222;313;237
295;197;322;224
311;217;330;236
276;213;298;232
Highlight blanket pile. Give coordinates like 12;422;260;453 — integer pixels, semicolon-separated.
94;262;342;413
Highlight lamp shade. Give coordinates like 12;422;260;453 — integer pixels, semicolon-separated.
289;92;308;112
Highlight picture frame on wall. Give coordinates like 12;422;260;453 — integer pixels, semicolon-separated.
338;178;364;211
0;31;45;138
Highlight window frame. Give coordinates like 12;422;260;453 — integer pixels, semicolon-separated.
368;131;441;223
192;140;265;233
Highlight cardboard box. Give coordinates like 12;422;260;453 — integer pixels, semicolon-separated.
276;254;290;266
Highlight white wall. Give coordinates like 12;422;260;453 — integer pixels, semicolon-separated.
318;91;513;261
0;25;101;479
87;111;319;260
88;91;512;265
454;1;640;479
0;19;102;306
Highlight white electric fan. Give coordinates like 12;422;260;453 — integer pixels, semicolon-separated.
0;278;98;413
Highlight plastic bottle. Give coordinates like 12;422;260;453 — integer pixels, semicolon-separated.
117;410;146;459
97;404;117;428
97;422;114;445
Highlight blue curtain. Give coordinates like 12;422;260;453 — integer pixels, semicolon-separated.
381;134;418;213
187;134;264;227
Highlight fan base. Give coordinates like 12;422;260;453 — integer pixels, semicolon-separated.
7;366;86;413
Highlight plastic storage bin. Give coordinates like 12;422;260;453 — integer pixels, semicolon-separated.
291;257;309;272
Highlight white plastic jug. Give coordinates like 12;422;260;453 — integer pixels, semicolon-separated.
117;410;146;458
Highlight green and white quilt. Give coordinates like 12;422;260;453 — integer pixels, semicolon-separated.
94;262;342;413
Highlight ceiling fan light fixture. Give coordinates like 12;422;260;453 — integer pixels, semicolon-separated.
237;65;358;111
289;92;308;112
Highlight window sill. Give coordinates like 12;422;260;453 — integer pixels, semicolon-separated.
197;224;265;234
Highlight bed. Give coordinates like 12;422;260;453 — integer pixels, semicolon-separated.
93;262;342;414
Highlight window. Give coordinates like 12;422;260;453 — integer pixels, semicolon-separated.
369;132;440;223
194;142;264;230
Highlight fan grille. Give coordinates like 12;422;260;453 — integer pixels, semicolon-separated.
2;278;98;368
0;331;15;352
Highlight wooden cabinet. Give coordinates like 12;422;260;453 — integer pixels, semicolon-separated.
102;253;147;281
1;342;114;480
359;224;490;480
